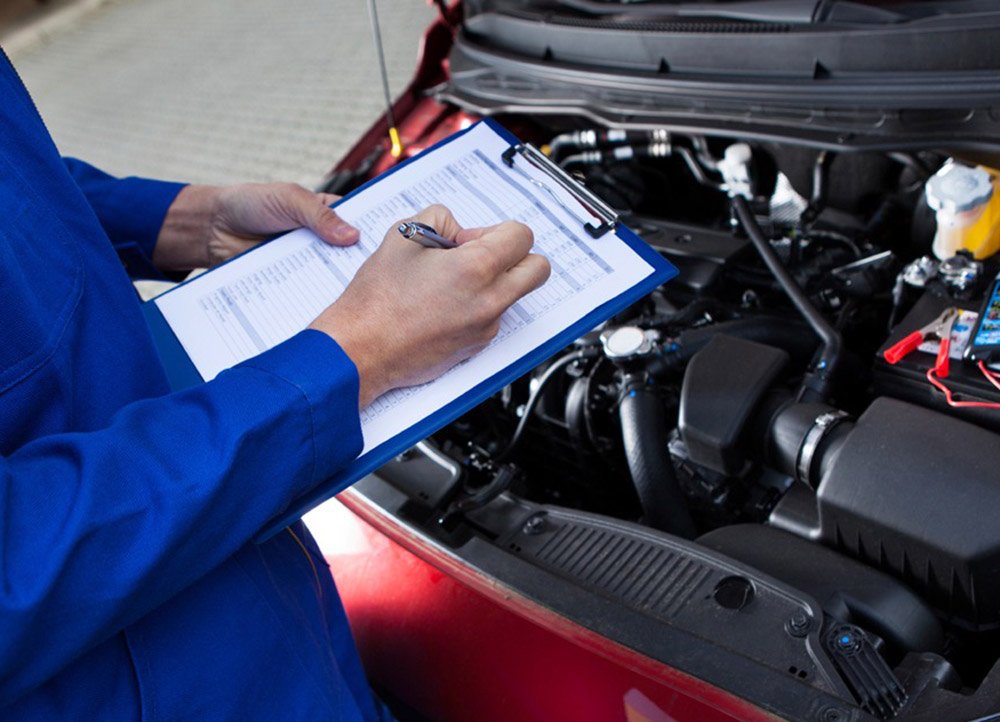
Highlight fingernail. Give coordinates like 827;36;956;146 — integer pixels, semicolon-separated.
331;222;359;242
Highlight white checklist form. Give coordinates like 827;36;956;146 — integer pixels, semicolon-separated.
147;120;675;536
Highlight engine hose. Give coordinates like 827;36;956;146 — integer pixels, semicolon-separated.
618;378;696;538
549;129;627;159
560;142;671;170
732;195;842;401
646;317;819;378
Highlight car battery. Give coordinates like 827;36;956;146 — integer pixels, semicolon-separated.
874;293;1000;431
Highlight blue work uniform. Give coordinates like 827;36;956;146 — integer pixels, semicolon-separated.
0;50;383;720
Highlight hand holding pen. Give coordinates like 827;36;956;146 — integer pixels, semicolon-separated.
398;221;459;249
309;204;550;407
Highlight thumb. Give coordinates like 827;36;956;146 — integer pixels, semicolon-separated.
315;203;359;246
281;185;358;246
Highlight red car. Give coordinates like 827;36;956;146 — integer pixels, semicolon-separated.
309;2;1000;720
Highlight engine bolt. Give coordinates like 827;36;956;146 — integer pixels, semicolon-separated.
522;515;547;535
786;611;811;637
820;707;844;721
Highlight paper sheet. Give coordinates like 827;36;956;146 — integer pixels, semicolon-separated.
154;122;655;454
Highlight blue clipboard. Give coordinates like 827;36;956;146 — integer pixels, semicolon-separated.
142;119;677;541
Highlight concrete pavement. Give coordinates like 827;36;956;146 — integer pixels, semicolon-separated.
8;0;436;187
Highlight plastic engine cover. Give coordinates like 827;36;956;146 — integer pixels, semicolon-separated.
817;397;1000;630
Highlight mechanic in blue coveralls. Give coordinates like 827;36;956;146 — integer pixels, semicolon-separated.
0;50;550;721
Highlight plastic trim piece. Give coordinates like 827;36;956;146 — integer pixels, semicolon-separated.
341;475;875;722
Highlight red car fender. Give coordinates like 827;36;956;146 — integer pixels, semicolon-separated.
320;489;779;722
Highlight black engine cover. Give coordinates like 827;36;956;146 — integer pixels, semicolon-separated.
816;398;1000;630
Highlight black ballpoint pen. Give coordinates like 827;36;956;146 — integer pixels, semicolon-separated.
397;221;458;249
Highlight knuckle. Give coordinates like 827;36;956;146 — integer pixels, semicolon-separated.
469;310;501;341
482;246;509;276
416;203;450;225
483;288;508;315
485;257;507;281
467;293;503;329
499;220;533;247
472;296;499;326
458;251;494;284
454;260;479;285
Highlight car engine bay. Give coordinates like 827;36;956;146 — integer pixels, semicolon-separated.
340;107;1000;720
316;4;1000;713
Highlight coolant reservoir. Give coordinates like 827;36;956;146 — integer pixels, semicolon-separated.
925;162;1000;260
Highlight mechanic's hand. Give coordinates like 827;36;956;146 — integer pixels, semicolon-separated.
153;183;359;271
310;205;551;408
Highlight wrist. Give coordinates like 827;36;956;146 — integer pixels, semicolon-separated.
309;313;394;409
152;184;221;271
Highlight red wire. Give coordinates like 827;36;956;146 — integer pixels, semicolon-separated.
926;363;1000;409
978;360;1000;392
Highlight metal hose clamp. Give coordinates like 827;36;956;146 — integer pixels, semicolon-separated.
797;410;850;487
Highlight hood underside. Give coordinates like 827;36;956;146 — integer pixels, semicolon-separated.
438;0;1000;151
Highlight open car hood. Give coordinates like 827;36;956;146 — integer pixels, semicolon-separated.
437;0;1000;152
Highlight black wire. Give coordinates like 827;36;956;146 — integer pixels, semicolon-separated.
494;348;600;462
805;229;863;259
581;356;604;449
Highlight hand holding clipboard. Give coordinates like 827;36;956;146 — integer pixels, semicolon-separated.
142;119;677;538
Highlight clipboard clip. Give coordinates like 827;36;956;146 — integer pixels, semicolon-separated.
502;143;619;239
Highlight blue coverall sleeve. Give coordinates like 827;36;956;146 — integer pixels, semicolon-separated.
63;158;186;279
0;329;363;705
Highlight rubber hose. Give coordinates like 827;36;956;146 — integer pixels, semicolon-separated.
732;195;842;401
619;381;696;538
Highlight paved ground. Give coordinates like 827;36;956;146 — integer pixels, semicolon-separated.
9;0;436;187
0;0;78;38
